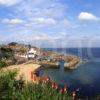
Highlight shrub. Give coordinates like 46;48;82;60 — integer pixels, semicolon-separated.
0;70;18;99
0;47;14;60
8;42;18;46
0;59;7;68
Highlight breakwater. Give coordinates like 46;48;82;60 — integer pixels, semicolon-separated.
32;50;82;69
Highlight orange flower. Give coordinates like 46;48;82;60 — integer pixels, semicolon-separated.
31;71;33;79
33;74;37;81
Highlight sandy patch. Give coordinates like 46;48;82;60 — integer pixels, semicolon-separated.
2;64;41;82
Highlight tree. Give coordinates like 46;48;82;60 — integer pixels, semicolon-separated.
8;42;18;46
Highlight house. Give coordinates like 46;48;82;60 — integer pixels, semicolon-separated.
27;48;37;59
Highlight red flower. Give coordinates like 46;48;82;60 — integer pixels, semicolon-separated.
55;83;58;90
64;85;68;94
43;75;50;83
52;82;55;89
46;77;50;83
72;91;77;98
60;88;63;94
44;80;47;84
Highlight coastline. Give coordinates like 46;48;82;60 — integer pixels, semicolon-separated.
1;50;83;82
0;46;84;82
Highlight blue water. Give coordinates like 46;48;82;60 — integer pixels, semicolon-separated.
39;48;100;97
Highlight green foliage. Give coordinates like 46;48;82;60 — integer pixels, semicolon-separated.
0;47;13;59
0;70;72;100
13;83;72;100
0;59;7;68
0;47;16;66
0;70;18;100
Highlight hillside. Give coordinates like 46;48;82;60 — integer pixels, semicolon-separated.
0;42;32;66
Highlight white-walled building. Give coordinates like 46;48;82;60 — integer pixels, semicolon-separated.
15;48;38;60
27;48;37;59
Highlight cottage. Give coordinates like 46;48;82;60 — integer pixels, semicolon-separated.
27;48;37;59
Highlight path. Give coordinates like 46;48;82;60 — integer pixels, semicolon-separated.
2;64;41;82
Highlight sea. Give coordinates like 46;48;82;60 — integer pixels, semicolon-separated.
39;48;100;98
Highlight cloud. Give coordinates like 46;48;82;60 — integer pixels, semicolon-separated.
0;0;21;6
2;18;24;25
78;12;98;21
0;0;69;29
15;0;66;19
0;32;56;47
32;17;57;26
1;30;100;47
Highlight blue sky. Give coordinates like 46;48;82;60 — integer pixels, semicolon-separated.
0;0;100;47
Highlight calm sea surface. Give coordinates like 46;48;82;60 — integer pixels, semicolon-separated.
39;48;100;97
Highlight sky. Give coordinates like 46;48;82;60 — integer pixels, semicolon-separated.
0;0;100;47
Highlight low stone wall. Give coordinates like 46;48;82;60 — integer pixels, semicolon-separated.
33;61;60;69
64;59;82;70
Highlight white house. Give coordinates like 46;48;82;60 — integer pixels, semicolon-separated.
27;48;37;59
